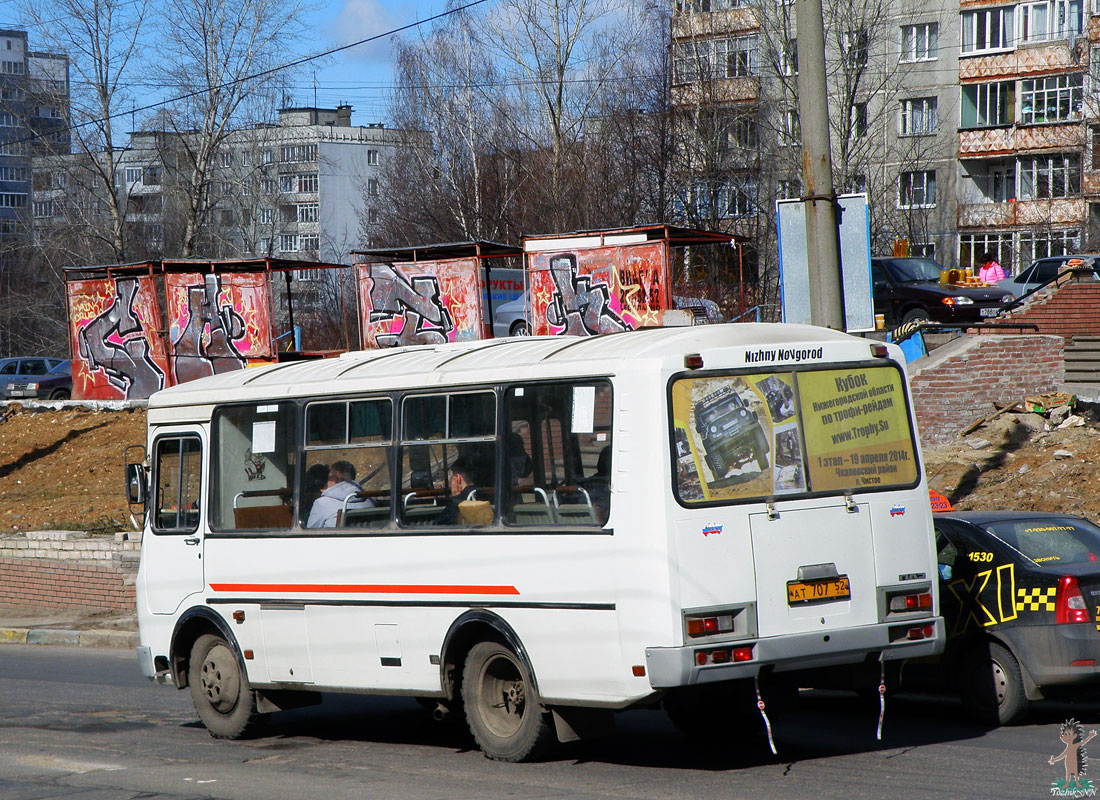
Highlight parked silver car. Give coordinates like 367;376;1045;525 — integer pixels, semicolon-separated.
997;254;1100;299
491;295;529;337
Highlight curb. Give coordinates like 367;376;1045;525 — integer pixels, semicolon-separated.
0;627;137;649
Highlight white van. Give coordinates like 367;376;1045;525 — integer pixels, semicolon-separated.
129;324;942;761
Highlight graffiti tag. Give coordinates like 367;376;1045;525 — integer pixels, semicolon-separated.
545;255;630;336
77;277;166;398
367;263;455;347
172;274;248;383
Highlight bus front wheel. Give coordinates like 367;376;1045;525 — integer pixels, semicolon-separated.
461;641;552;762
189;633;262;739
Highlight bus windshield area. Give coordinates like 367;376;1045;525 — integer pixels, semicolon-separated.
206;380;613;532
670;365;919;505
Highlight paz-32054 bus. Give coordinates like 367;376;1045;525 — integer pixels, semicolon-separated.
128;324;942;761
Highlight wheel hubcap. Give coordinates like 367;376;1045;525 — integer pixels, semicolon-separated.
991;660;1008;706
479;654;527;738
200;643;240;714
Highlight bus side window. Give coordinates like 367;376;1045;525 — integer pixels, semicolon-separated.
153;435;201;533
503;382;612;526
212;403;297;531
398;391;497;528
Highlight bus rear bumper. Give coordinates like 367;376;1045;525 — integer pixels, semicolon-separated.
645;617;944;688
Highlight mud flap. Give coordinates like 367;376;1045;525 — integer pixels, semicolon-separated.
551;707;615;743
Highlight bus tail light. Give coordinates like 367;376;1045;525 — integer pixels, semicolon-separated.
889;592;932;612
1055;575;1090;624
685;613;735;638
695;645;754;666
907;624;934;640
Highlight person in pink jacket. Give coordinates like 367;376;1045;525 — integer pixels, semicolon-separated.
978;252;1006;283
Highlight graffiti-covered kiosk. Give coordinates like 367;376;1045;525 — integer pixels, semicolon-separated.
64;258;349;401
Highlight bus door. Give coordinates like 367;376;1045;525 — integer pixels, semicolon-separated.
144;431;205;614
749;504;878;637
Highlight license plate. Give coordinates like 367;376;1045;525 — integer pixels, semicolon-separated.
979;307;1000;317
787;576;851;605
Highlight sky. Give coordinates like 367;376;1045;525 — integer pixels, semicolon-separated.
0;0;435;127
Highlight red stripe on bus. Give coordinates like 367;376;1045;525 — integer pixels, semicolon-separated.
208;583;520;595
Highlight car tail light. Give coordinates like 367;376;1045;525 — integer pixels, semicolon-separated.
1071;659;1095;667
1055;575;1091;624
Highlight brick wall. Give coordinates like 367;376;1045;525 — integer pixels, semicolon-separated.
1002;279;1100;339
910;335;1064;444
0;531;139;610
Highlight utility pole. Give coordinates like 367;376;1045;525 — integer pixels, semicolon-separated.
796;0;845;329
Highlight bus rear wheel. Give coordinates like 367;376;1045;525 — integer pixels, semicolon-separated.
189;633;262;739
462;641;552;762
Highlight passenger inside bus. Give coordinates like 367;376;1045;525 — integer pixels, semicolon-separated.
435;460;478;525
584;446;611;524
307;460;374;528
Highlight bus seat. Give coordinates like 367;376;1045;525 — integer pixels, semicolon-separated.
234;504;292;529
342;507;391;528
553;504;599;525
511;503;553;525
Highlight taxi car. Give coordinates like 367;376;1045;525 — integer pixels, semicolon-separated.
929;511;1100;725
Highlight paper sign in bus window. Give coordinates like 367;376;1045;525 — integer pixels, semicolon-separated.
252;421;276;454
572;385;595;433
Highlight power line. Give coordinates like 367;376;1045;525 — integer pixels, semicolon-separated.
11;0;492;147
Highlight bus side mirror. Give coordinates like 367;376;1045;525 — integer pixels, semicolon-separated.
126;463;147;506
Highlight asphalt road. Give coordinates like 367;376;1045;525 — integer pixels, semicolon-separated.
0;645;1095;799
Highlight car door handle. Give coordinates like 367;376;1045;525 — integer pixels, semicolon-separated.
184;537;200;546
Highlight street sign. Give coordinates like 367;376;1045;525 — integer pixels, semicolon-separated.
777;194;874;332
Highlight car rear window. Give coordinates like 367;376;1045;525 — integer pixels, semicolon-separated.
981;517;1100;567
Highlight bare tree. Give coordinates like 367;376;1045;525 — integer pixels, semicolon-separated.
153;0;310;256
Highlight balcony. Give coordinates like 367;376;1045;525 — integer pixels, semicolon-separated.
959;44;1076;81
671;7;758;38
958;123;1084;158
957;197;1085;228
671;77;759;107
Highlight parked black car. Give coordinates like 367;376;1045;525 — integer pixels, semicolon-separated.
903;511;1100;725
3;360;72;400
871;257;1014;326
0;357;67;397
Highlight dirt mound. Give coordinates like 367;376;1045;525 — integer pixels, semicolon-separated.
2;400;1100;534
0;404;147;534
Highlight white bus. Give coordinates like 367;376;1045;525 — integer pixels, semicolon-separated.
129;324;942;761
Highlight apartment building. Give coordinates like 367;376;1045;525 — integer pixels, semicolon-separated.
668;0;1099;274
0;29;69;245
33;105;415;264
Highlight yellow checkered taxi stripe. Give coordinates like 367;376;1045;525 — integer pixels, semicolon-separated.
1015;586;1056;612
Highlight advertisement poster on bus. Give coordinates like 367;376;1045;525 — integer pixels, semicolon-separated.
164;272;273;384
527;242;667;337
671;366;917;503
356;258;487;348
67;275;170;401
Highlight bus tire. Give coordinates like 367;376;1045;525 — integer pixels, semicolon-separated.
960;641;1028;726
461;641;552;762
189;633;262;739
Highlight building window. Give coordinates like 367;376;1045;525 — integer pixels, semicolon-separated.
259;207;274;225
974;162;1017;202
1018;153;1080;199
960;232;1015;271
297;203;318;223
777;179;801;199
725;116;758;149
781;38;797;76
367;207;379;223
1020;74;1083;125
1019;229;1080;262
1020;0;1083;42
961;81;1014;128
898;170;936;208
367;149;378;165
0;193;28;208
846;173;868;194
279;175;295;193
843;28;869;70
676;0;745;11
262;178;278;194
900;97;937;136
280;233;299;252
851;102;868;138
281;144;317;163
674;36;759;83
142;166;161;186
900;23;938;62
0;166;28;182
125;167;142;185
0;60;25;75
0;112;17;127
910;243;936;259
0;141;25;156
299;234;319;251
298;173;318;193
220;151;232;167
220;210;233;227
32;200;52;218
367;178;379;196
780;109;800;146
722;180;756;218
961;7;1014;54
241;152;250;167
262;149;273;165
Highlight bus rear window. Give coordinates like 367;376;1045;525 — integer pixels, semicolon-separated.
670;365;918;505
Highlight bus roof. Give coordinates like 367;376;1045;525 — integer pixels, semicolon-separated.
148;323;877;411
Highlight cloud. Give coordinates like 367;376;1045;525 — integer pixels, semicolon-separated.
328;0;407;65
